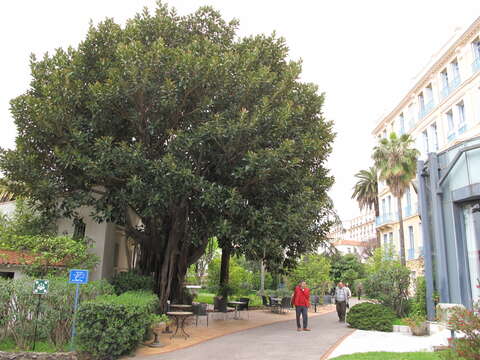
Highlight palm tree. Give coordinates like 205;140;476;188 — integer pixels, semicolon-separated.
351;167;380;246
372;132;419;266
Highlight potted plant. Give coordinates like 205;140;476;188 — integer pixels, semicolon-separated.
405;314;429;336
149;314;170;347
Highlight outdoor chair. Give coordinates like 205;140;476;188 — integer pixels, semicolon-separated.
237;297;250;319
280;297;291;314
269;296;281;313
192;303;209;327
213;296;234;320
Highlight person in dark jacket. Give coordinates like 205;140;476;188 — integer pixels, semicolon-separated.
292;281;311;331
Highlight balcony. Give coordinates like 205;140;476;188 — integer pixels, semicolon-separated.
473;57;480;74
418;100;435;120
447;132;456;142
403;203;418;218
376;212;397;227
458;123;467;135
440;75;461;100
407;248;415;260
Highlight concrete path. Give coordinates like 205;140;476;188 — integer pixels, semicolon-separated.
135;311;354;360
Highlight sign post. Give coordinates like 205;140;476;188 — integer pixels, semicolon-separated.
32;279;49;351
69;269;89;350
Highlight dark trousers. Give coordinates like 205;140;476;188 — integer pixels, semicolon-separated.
336;300;347;321
295;306;308;329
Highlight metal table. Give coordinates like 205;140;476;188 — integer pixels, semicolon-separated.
166;311;194;339
227;301;246;320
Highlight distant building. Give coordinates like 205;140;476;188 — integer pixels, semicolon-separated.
327;210;376;260
0;200;130;281
372;16;480;315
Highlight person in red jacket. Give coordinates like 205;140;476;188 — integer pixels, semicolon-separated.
292;280;311;331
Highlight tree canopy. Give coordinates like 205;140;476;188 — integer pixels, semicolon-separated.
0;3;335;306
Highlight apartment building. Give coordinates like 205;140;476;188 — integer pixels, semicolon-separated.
372;16;480;313
327;210;376;260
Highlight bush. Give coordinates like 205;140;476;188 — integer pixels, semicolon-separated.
446;302;480;360
409;276;427;318
109;271;154;295
347;302;396;332
0;276;114;350
76;291;158;359
364;261;410;317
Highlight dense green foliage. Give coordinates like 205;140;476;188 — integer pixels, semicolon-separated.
364;259;410;317
109;271;154;295
287;254;331;294
330;254;365;286
372;133;419;265
445;302;480;360
207;256;255;295
0;200;98;276
409;276;427;318
347;302;396;332
0;3;335;307
0;277;113;350
77;291;158;359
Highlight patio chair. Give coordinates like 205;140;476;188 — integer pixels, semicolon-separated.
237;297;250;319
269;296;281;313
213;296;234;320
192;303;209;327
280;297;291;314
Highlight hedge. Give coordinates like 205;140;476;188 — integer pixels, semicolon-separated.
76;291;158;359
109;271;154;295
347;302;396;332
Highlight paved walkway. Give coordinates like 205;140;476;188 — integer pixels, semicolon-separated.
135;311;354;360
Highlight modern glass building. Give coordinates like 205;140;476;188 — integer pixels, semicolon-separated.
417;136;480;319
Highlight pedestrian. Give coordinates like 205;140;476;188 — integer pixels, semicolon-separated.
292;280;311;331
344;283;352;309
334;282;349;322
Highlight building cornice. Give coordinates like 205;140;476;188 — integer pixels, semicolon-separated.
372;16;480;135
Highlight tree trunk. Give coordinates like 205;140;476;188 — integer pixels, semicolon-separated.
374;198;381;248
219;245;231;298
259;260;265;295
397;196;406;266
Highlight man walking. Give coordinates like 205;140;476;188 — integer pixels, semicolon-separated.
334;282;349;322
292;280;311;331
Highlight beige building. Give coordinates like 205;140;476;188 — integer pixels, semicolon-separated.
372;16;480;276
327;210;376;259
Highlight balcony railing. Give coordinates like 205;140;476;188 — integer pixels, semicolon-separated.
376;212;397;226
447;132;456;142
419;246;424;257
403;204;418;218
407;248;415;260
418;100;435;120
440;75;461;100
473;57;480;74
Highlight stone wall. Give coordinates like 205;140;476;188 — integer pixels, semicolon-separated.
0;352;77;360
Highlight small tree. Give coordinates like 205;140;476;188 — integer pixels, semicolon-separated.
288;254;331;294
364;260;410;317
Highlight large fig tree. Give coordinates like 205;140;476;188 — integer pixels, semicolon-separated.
0;3;334;307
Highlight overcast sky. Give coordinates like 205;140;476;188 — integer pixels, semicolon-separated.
1;1;479;221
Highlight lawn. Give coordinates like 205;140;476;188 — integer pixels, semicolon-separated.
330;352;441;360
0;337;58;353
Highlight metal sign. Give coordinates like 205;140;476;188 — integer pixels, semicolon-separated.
33;279;49;295
69;269;89;284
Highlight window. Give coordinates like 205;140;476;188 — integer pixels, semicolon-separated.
387;195;392;215
398;114;405;134
418;93;425;118
389;232;394;247
422;129;429;156
383;129;387;138
408;226;414;249
429;122;439;151
450;59;460;83
473;38;480;59
446;110;455;141
382;198;386;216
425;84;434;107
408;104;415;129
440;69;449;89
457;101;466;133
73;218;86;240
347;247;351;253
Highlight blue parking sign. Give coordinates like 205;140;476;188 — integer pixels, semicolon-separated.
69;269;89;284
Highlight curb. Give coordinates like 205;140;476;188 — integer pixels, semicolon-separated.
319;329;356;360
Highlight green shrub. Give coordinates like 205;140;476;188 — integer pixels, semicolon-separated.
109;271;154;295
409;276;427;318
347;302;396;332
0;276;114;350
76;291;158;359
364;261;410;317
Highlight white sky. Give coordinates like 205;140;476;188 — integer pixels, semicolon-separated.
1;1;479;221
